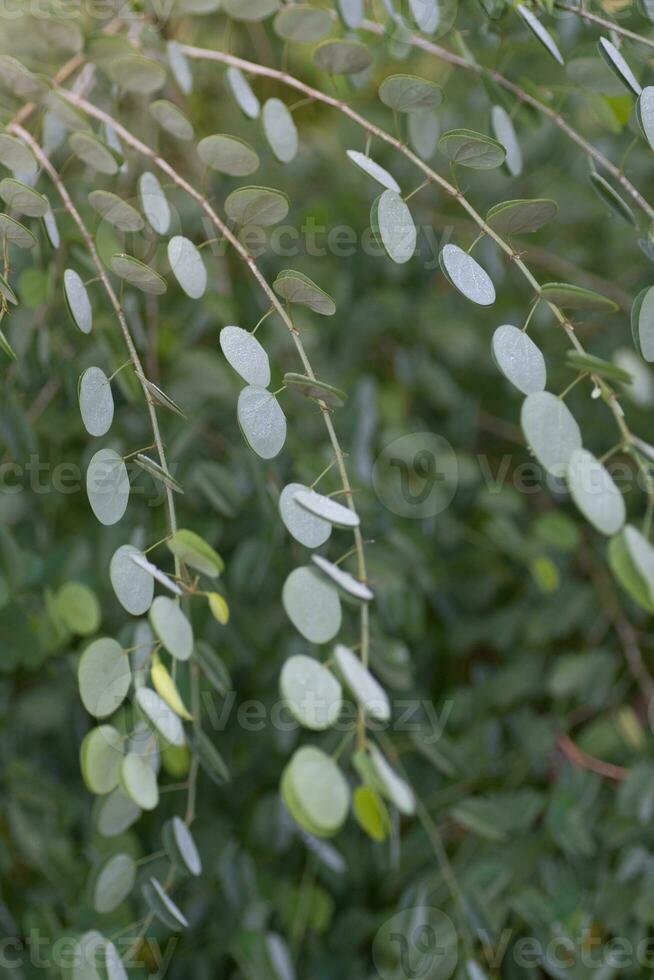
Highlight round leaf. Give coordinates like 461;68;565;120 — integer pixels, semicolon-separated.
80;725;123;795
165;816;202;876
88;190;144;232
294;488;360;528
57;582;100;635
516;3;564;65
0;134;38;177
108;55;166;93
64;268;93;334
96;788;140;837
0;213;36;248
283;745;350;836
311;554;374;603
149;596;193;661
93;853;136;913
167;40;193;94
334;643;390;720
273;4;332;42
369;744;415;815
0;54;47;99
273;269;336;315
279;482;332;548
197;133;259;175
0;177;49;216
589;170;636;227
136;686;186;747
598;36;641;96
104;942;129;980
539;282;617;312
373;190;416;265
439;129;506;169
69;131;119;175
110;544;155;616
220;324;271;386
282;566;342;643
43;209;61;248
167;236;206;299
408;0;442;33
632;286;654;361
378;74;443;113
262;98;298;163
520;390;582;477
638;86;654;150
346;150;400;193
150;99;194;141
226;67;260;119
237;385;287;459
486;198;558;236
79;638;131;719
408;110;440;160
129;553;182;596
491;324;546;394
283;372;346;408
491;105;522;177
313;39;372;75
225;185;289;226
338;0;363;28
280;654;342;730
138;172;171;235
166;529;224;577
86;448;130;526
111;254;167;295
79;366;114;437
566;447;625;536
143;877;189;930
121;752;159;810
440;244;495;306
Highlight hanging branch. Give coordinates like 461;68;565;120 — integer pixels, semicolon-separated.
350;21;654;222
167;47;654;508
53;87;372;738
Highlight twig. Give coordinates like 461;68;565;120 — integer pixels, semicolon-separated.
173;46;649;489
555;3;654;51
579;543;654;700
557;733;629;781
354;21;654;222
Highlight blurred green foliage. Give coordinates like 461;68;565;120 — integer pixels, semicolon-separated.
3;2;654;979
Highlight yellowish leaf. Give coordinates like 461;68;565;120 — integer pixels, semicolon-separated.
353;785;391;842
208;592;229;625
151;652;193;720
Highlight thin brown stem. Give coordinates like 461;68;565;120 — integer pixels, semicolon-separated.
171;47;642;465
557;733;629;781
555;3;654;51
349;22;654;221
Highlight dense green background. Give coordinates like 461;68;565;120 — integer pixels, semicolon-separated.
3;1;654;978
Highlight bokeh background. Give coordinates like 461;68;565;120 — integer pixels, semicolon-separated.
2;2;654;978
